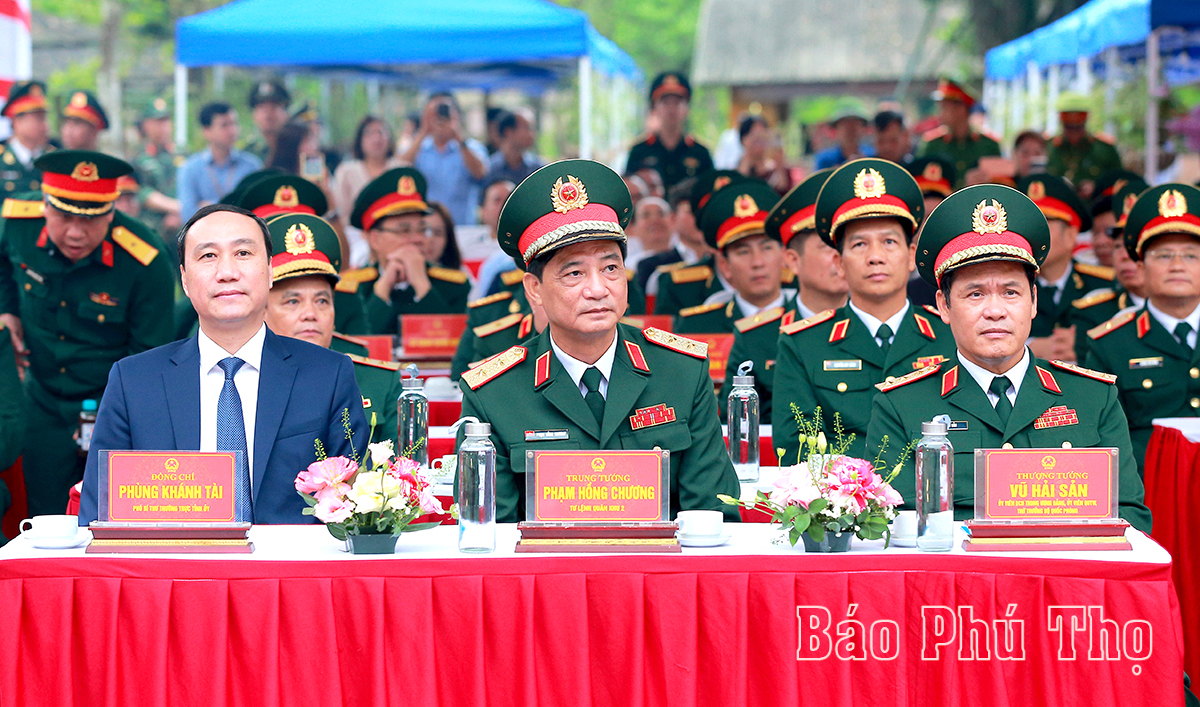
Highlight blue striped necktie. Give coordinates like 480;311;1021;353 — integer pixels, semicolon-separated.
217;356;253;523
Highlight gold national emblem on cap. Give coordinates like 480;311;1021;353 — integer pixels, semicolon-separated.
923;162;942;182
70;92;87;108
274;185;298;208
663;75;680;89
71;161;99;182
153;97;167;111
853;168;886;199
1027;181;1046;201
713;175;732;191
398;175;416;196
1159;189;1187;218
972;199;1007;234
551;175;589;214
29;84;43;98
285;223;315;255
734;194;758;218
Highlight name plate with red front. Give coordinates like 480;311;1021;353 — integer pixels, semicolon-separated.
401;314;467;355
690;333;733;382
97;450;240;523
973;447;1118;521
524;450;670;522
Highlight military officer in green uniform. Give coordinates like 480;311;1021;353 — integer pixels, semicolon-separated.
0;150;175;515
1018;173;1114;361
0;81;55;197
866;183;1151;532
345;167;470;335
263;212;402;449
457;159;739;523
1070;181;1148;361
1046;93;1123;197
243;80;291;163
1084;183;1200;476
651;170;742;316
59;90;107;151
771;158;955;464
917;79;1001;189
625;73;714;192
0;321;25;545
132;98;182;245
718;169;848;422
674;179;787;334
1086;170;1143;269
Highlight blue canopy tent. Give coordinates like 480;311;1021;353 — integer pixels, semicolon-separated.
173;0;642;158
983;0;1200;181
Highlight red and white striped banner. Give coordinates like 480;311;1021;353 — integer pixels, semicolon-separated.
0;0;32;128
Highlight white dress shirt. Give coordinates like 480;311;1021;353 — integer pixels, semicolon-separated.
198;324;266;486
550;331;619;400
1147;300;1200;349
848;300;909;347
733;289;794;319
957;347;1030;408
7;137;44;167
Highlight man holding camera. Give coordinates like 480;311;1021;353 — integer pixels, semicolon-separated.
400;93;489;226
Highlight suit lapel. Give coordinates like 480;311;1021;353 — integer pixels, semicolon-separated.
1004;361;1062;442
252;330;297;500
166;337;202;450
840;307;886;369
537;335;602;441
599;331;649;447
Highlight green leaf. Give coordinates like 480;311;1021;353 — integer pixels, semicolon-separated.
327;524;347;541
808;499;828;514
400;521;441;533
808;524;825;542
297;491;318;507
302;507;315;516
793;513;811;533
789;526;801;546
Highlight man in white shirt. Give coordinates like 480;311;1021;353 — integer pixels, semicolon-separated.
79;204;367;524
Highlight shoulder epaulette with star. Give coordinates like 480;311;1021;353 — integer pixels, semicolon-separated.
670;265;713;284
626;268;635;281
428;266;468;284
781;309;835;335
1050;359;1117;384
643;327;707;359
913;312;937;339
922;125;949;142
678;301;724;317
655;261;688;275
337;267;378;293
1074;262;1115;281
473;312;522;338
1087;308;1136;340
111;226;159;266
500;269;525;287
875;363;942;392
922;304;941;317
1073;288;1117;309
347;353;401;371
468;291;512;309
461;345;526;390
332;331;370;348
1;198;43;219
735;306;784;333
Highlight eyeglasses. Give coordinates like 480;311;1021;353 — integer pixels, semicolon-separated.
1144;250;1200;265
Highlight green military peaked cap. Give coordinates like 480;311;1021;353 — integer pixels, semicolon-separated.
1016;173;1092;232
249;79;290;108
917;183;1050;286
906;156;956;198
1112;179;1149;232
815;157;924;248
765;168;832;247
648;72;691;104
1;80;48;118
1093;169;1142;200
700;178;779;250
1123;183;1200;260
266;213;341;284
219;168;284;205
689;169;746;221
498;159;631;265
139;97;171;122
34;149;133;217
236;173;327;219
350;166;429;231
62;90;108;130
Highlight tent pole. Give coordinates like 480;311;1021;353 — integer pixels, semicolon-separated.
1104;47;1119;137
174;64;188;149
1046;64;1061;136
1145;28;1161;184
579;56;592;160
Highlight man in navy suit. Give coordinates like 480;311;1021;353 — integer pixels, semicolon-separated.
79;204;367;524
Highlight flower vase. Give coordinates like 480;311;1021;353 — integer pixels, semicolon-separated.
347;533;397;554
801;532;852;553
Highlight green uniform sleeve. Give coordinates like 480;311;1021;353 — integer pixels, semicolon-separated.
457;382;524;524
364;292;398;334
1096;382;1153;533
771;333;819;465
0;218;17;316
0;335;25;471
334;290;368;336
126;248;177;354
865;391;914;511
677;352;741;521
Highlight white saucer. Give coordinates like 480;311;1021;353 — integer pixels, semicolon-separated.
25;532;88;550
677;531;732;548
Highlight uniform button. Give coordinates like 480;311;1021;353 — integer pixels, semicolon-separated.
97;314;105;323
60;301;67;308
4;182;13;191
1192;398;1200;409
885;376;896;384
1002;442;1014;449
24;283;30;291
1061;442;1072;449
58;335;64;340
1191;368;1199;379
1143;379;1153;389
59;367;66;373
837;382;848;393
30;181;38;190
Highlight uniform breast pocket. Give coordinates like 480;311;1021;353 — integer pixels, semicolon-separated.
510;440;582;474
619;419;692;455
1121;372;1180;423
1028;425;1101;450
812;370;876;427
76;300;128;326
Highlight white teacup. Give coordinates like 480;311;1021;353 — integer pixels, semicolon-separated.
431;454;457;478
20;515;80;540
891;510;917;547
677;510;723;538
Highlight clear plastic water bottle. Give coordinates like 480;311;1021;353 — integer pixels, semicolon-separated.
458;421;496;553
77;399;98;456
727;361;760;482
398;364;429;469
915;417;955;552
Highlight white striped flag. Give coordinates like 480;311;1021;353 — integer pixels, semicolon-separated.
0;0;32;139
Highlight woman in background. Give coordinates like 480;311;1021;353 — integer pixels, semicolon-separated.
333;116;406;268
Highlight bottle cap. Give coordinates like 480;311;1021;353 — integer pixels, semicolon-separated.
464;422;491;436
921;420;948;435
82;399;98;412
401;377;424;389
732;376;755;387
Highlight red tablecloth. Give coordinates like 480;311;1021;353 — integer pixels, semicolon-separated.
1143;424;1200;683
0;527;1185;707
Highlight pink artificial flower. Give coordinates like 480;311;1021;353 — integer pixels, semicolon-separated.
417;486;446;515
314;495;355;524
772;464;822;508
825;457;884;513
878;484;903;507
295;456;357;501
